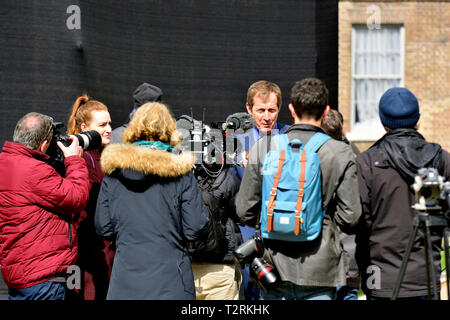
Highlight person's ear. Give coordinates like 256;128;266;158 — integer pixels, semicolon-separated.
321;105;330;120
288;104;296;119
324;105;330;116
37;139;49;154
246;102;253;115
80;123;88;132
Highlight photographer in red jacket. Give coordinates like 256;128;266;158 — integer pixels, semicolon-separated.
0;112;90;300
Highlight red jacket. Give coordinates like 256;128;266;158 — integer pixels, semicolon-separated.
0;141;90;289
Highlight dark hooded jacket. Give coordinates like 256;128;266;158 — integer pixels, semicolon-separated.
356;128;450;298
189;168;243;264
95;143;208;300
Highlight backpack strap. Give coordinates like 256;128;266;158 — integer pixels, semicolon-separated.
266;149;286;233
294;149;307;235
304;132;331;153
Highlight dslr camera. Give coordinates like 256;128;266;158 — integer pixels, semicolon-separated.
232;235;278;292
47;122;102;175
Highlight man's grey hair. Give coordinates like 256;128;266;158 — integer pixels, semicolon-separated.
13;112;53;150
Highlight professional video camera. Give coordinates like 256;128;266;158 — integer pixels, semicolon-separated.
393;167;450;300
46;121;102;175
232;234;278;292
412;167;449;212
176;110;251;177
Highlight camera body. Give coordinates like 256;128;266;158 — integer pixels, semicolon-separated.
413;168;445;211
47;122;102;175
232;235;278;292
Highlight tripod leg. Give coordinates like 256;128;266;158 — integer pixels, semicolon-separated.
444;228;450;300
424;222;439;300
392;220;420;300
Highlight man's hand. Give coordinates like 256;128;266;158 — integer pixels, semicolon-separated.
241;151;250;168
57;136;83;158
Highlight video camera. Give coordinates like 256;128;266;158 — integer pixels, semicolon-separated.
412;167;450;213
176;110;253;177
46;121;102;175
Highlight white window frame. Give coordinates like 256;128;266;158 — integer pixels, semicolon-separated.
347;24;405;141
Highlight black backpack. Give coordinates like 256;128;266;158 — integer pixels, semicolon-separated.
187;176;228;261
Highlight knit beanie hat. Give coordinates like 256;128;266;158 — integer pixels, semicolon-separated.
378;87;420;129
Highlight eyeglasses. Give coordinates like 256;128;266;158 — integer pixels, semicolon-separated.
43;116;54;142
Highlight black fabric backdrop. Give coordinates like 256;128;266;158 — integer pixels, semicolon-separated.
0;0;337;148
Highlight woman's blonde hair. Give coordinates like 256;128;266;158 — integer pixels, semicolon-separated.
123;102;181;146
67;94;109;135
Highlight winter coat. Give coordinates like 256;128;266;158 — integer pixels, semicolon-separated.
189;168;243;264
236;124;362;287
76;150;115;300
95;143;209;300
356;128;450;298
0;141;90;289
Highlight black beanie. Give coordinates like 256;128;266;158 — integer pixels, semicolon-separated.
378;87;420;129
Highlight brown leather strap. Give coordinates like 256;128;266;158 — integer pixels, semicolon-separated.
294;150;307;235
266;149;286;232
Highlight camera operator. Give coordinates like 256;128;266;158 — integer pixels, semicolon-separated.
188;166;243;300
0;112;90;300
355;87;450;299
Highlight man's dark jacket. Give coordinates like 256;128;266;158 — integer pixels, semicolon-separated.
190;168;243;264
356;128;450;298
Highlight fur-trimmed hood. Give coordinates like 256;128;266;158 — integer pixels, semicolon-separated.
101;143;194;179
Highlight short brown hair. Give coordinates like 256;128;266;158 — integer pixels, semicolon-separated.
246;80;282;109
290;77;328;120
321;109;344;140
122;102;181;146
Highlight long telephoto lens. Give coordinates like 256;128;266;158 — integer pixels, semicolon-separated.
250;258;278;291
73;130;102;151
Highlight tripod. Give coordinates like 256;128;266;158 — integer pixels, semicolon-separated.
392;210;450;300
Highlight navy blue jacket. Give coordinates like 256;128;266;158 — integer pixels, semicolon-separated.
95;143;208;300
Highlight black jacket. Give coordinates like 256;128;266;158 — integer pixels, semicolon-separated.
356;128;450;298
189;168;243;264
95;143;208;300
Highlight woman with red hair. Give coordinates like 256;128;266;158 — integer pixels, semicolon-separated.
67;95;114;300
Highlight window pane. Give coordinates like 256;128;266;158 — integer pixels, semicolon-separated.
352;25;403;133
353;26;401;76
354;78;401;124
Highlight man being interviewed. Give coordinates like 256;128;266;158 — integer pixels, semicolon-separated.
236;78;361;300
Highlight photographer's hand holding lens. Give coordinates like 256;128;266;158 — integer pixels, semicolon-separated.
56;135;83;158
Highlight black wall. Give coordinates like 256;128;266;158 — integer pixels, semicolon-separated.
0;0;337;147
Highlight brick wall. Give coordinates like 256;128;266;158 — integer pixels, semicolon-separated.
339;1;450;152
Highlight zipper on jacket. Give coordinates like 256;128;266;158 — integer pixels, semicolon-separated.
68;221;73;250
